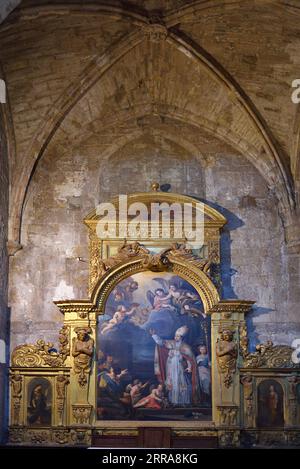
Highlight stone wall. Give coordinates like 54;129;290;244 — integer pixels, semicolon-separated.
8;121;300;352
0;1;20;25
2;0;300;387
0;111;9;442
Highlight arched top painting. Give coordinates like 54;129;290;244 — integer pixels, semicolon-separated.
96;271;212;421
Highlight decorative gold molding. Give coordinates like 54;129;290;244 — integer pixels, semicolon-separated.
239;322;249;359
72;404;93;425
56;375;69;425
90;244;221;314
84;191;227;229
240;375;254;427
208;300;255;316
54;300;98;315
172;430;217;437
9;427;24;443
218;429;240;448
11;325;70;367
100;429;139;437
217;406;239;426
243;341;298;368
53;429;70;445
287;375;300;425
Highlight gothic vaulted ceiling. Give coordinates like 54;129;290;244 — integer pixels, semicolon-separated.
0;0;300;245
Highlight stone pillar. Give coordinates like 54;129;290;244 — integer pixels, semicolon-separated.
209;300;254;447
284;210;300;255
0;108;9;443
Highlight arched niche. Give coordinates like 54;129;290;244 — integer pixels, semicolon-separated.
257;379;284;428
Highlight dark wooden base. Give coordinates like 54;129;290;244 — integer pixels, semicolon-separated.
91;428;218;448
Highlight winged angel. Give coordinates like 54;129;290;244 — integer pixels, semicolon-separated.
141;277;204;336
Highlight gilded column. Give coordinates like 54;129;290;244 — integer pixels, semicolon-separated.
209;300;254;445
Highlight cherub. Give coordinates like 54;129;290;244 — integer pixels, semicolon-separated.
180;300;206;317
133;384;165;409
101;304;139;335
126;379;150;405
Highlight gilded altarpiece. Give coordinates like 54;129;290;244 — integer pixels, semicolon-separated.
8;190;300;447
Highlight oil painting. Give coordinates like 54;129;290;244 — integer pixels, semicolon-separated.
257;379;284;427
96;272;212;421
27;377;52;426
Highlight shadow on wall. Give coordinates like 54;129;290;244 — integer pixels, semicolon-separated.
246;306;275;351
194;197;274;352
198;198;243;299
1;305;11;443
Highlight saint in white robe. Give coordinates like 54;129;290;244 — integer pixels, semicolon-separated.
152;334;199;405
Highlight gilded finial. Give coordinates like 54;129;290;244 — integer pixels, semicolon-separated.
151;182;159;192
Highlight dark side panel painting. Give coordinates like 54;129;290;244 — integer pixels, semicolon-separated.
96;272;212;421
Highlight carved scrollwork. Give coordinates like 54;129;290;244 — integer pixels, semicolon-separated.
71;428;92;445
239;322;249;359
141;250;171;271
72;404;92;425
58;325;70;359
218;430;240;448
11;325;70;368
12;343;46;367
27;430;49;444
89;231;102;293
258;431;285;447
168;243;213;275
53;429;70;445
97;241;150;276
9;427;24;443
93;241;219;280
243;341;298;368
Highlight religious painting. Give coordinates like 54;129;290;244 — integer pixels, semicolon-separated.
27;377;52;426
257;379;284;428
96;272;212;421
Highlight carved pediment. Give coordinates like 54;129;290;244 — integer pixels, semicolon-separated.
243;341;299;369
11;326;70;368
85;189;226;294
92;241;218;280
